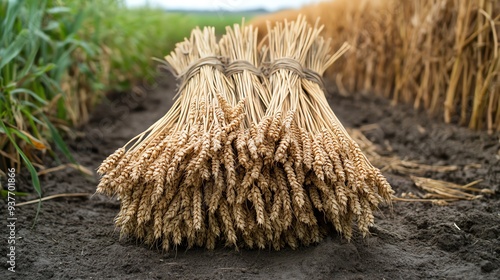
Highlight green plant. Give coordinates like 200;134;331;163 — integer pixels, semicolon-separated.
0;0;90;196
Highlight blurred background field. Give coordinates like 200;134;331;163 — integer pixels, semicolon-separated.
252;0;500;133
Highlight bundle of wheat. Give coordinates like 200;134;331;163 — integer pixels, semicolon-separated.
96;19;393;251
254;17;393;244
96;27;247;250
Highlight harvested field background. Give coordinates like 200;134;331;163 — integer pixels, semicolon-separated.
252;0;500;132
1;74;498;279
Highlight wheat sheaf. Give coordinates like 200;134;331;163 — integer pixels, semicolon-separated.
96;16;393;251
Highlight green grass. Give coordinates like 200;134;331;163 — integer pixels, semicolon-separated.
173;12;257;33
0;0;254;197
83;9;254;90
1;0;88;197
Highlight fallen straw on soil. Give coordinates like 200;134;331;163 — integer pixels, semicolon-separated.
96;19;393;251
396;176;494;205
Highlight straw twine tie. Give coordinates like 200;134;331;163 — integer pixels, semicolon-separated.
267;57;326;90
177;56;225;92
225;60;263;77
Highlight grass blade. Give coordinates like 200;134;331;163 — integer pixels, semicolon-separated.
42;115;76;163
0;119;42;197
0;29;30;69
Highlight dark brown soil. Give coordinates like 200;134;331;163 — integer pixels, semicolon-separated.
1;73;499;279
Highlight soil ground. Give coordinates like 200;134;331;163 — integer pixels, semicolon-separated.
1;73;499;279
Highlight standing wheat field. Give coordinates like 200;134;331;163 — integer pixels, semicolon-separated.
251;0;500;132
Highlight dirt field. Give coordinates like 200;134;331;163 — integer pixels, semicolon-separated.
1;73;499;279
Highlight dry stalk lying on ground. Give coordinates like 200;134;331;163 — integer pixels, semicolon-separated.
394;176;495;205
348;126;493;205
96;19;393;251
348;127;461;176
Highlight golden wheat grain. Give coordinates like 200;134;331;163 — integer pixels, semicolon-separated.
285;230;298;249
153;193;168;239
250;185;266;225
301;192;317;225
322;130;346;182
267;112;282;141
163;192;181;226
223;135;237;205
254;226;267;249
209;171;224;213
206;212;219;249
247;124;260;160
334;181;349;214
219;199;237;246
171;214;183;246
97;148;125;175
255;115;272;147
233;202;246;231
283;160;305;208
150;157;167;205
258;171;272;205
308;185;324;211
235;130;252;169
193;184;203;231
275;167;293;229
269;177;283;222
136;184;153;228
275;130;291;163
311;135;326;181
